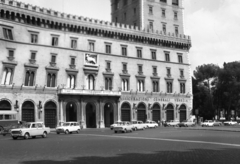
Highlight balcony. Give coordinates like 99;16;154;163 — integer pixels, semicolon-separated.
58;89;121;97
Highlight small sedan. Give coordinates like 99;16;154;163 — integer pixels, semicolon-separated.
131;121;145;130
144;121;158;128
179;120;195;127
110;121;123;130
56;122;81;134
223;120;238;126
213;120;222;126
202;120;214;127
114;122;133;133
166;120;180;127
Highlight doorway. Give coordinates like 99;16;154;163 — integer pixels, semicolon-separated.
86;103;96;128
104;103;114;127
66;102;77;122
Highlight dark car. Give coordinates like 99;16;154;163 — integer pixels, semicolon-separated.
0;121;26;136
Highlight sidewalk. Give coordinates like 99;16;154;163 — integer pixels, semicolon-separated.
183;125;240;132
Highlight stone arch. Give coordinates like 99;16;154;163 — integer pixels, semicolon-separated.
0;99;12;111
121;102;131;122
137;102;146;122
165;103;174;121
152;103;161;122
179;104;187;122
22;100;35;122
44;101;57;128
85;102;97;128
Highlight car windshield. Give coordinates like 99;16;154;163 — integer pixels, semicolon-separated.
20;124;31;128
63;123;71;126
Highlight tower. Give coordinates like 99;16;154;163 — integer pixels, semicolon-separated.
111;0;184;36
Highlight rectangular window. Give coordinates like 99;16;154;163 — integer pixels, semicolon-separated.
178;55;183;63
149;6;153;15
180;69;184;78
162;9;166;17
51;37;58;46
31;34;38;44
124;12;127;20
175;26;179;36
31;52;36;60
123;63;127;71
152;81;159;92
71;58;75;65
138;65;142;72
165;52;170;62
167;68;171;77
134;8;136;15
160;0;167;3
8;50;14;57
3;28;13;40
172;0;179;6
167;81;173;93
153;67;157;74
122;46;127;56
151;50;156;60
71;39;77;49
105;44;111;54
89;42;95;52
137;49;142;58
174;12;178;20
162;23;166;34
51;55;56;63
149;21;153;30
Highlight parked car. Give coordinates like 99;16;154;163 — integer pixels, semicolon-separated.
131;121;145;130
166;120;180;127
223;120;238;126
144;120;158;128
179;120;195;127
110;121;123;130
114;121;133;133
56;122;81;134
10;122;50;140
202;120;214;127
212;120;223;126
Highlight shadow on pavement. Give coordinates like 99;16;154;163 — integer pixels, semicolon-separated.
20;148;240;164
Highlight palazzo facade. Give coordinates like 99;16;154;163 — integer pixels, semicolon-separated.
0;0;192;128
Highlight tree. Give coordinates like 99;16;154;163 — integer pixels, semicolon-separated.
193;64;220;120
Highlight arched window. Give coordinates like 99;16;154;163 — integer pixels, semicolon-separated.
137;80;144;92
121;103;130;121
0;100;11;111
88;75;95;90
1;68;13;85
67;75;75;89
122;79;129;91
25;70;35;86
47;73;56;87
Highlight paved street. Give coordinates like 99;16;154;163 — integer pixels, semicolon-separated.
1;127;240;164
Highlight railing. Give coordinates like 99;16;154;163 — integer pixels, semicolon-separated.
58;89;121;96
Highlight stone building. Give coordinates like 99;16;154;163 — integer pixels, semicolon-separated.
0;0;192;128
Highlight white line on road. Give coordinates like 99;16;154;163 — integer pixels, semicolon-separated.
77;134;240;148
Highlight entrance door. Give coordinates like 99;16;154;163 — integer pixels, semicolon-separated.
137;103;146;122
180;110;186;122
121;103;131;121
44;101;57;128
152;104;161;122
66;102;77;122
22;101;35;122
104;103;113;128
86;103;96;128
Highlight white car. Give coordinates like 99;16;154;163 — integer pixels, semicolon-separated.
114;121;133;133
201;120;214;127
166;120;180;127
131;121;145;130
224;120;238;126
144;120;158;128
10;122;50;140
110;121;123;130
56;122;81;134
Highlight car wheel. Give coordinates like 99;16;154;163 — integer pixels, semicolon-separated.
12;136;18;140
76;129;80;133
24;133;30;140
65;130;69;134
42;132;47;138
57;132;60;134
32;136;36;139
114;131;117;133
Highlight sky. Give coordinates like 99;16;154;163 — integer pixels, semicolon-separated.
17;0;240;71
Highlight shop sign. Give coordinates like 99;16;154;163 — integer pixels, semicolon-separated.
120;96;188;103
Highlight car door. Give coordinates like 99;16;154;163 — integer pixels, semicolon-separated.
30;123;37;136
37;123;44;135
